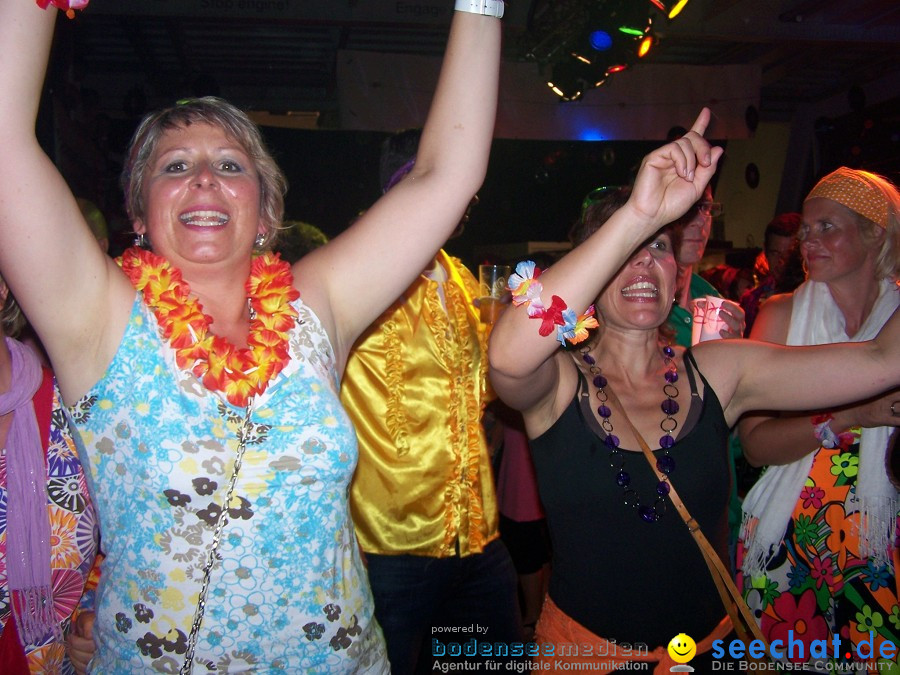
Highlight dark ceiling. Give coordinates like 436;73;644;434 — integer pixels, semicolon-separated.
51;0;900;128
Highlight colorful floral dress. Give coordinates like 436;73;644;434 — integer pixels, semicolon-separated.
66;295;389;673
0;378;99;674
738;432;900;672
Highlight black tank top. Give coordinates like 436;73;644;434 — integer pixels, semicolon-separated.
530;351;731;648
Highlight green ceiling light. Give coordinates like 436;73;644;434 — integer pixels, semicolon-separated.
618;25;645;37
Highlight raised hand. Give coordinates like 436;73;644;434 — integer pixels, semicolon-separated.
628;108;724;229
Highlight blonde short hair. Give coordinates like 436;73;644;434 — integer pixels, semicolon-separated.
121;97;287;249
804;168;899;280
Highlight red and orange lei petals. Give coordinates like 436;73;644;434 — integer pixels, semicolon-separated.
119;250;158;291
250;329;293;385
222;348;261;405
146;267;183;299
256;309;297;334
199;336;236;388
246;253;279;289
154;289;194;318
270;315;296;334
248;359;279;389
249;253;300;331
253;294;299;319
156;301;208;346
225;379;260;407
179;336;214;370
248;253;298;296
250;327;287;351
117;247;297;407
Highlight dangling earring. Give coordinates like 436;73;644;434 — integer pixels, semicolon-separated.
254;233;267;249
134;232;149;249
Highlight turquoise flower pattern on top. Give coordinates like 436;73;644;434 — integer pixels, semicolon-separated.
67;296;388;673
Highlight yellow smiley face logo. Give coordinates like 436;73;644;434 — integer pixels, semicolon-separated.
667;633;697;664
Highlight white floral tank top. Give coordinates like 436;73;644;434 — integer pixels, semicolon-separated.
67;295;388;673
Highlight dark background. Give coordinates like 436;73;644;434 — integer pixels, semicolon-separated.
42;87;897;270
267;126;663;266
40;0;900;268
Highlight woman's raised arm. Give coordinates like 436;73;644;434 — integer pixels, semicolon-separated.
0;2;132;400
488;109;723;415
296;7;503;363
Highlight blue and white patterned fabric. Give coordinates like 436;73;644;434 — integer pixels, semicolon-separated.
67;295;388;673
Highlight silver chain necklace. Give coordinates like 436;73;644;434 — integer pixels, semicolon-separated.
180;400;255;675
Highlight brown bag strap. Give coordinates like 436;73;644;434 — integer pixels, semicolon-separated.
604;386;770;650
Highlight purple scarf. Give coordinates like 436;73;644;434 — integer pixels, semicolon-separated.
0;337;59;646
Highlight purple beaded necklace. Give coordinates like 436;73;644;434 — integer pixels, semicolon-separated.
580;344;680;523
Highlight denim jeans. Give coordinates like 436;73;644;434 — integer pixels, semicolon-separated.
365;538;524;675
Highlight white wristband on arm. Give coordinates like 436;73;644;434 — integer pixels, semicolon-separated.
454;0;504;18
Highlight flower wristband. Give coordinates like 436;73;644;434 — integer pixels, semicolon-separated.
36;0;89;19
454;0;505;18
810;413;857;451
812;414;839;449
507;260;599;346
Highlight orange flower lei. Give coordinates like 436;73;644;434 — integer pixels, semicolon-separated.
118;247;300;407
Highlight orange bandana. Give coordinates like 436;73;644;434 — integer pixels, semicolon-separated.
804;167;889;229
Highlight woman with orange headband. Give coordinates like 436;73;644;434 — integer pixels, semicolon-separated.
738;168;900;671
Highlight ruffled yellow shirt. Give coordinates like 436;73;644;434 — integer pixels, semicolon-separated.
341;250;499;557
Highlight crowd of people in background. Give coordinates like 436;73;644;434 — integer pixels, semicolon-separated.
0;2;897;675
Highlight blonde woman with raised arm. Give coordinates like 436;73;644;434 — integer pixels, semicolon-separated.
0;0;503;671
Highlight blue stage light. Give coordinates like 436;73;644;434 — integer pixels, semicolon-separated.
589;30;613;52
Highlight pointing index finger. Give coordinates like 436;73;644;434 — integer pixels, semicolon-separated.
689;107;711;136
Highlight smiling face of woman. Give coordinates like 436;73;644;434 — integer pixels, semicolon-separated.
135;122;264;267
597;231;678;332
799;198;882;285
